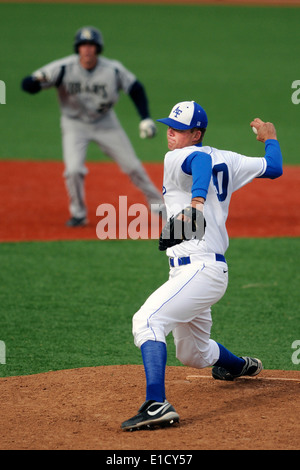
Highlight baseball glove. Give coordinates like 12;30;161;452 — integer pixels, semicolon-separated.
158;206;205;251
139;118;157;138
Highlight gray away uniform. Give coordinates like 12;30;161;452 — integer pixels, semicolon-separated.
31;54;162;219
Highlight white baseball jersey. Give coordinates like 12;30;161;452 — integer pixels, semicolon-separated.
33;54;136;123
163;144;266;257
132;139;282;368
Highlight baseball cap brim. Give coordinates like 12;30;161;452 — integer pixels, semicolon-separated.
156;118;191;130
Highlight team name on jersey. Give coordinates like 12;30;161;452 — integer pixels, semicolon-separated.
66;82;108;97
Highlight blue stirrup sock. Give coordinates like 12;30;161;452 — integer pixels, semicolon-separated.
141;340;167;403
214;343;246;375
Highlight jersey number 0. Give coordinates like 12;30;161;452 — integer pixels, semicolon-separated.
212;163;229;202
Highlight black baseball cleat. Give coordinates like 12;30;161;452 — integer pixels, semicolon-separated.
212;356;263;381
65;217;87;227
121;400;180;431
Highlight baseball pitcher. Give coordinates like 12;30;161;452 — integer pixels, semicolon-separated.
21;26;164;226
121;101;283;431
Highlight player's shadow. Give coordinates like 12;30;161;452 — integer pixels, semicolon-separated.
181;377;298;427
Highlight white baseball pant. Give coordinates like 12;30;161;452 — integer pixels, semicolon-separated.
132;254;228;369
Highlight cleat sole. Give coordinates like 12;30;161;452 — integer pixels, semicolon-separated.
122;413;179;432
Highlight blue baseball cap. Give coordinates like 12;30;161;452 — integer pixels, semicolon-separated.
157;101;208;130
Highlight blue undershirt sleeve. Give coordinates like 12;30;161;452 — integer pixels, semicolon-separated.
259;139;283;179
181;151;212;199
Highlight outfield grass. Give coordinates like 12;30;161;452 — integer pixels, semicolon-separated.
1;3;300;163
0;237;299;378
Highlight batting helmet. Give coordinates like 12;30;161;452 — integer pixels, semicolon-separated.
74;26;103;54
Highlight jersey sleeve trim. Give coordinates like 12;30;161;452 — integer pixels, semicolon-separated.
181;151;212;199
129;80;150;120
258;139;283;179
55;65;66;88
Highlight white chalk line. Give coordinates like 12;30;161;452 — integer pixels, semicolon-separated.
186;375;300;383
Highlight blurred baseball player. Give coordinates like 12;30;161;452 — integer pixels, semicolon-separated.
121;101;283;431
21;26;164;227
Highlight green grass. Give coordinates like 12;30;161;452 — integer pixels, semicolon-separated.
0;3;299;379
1;3;300;163
0;238;299;378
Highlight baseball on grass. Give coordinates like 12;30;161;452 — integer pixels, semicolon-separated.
252;126;258;135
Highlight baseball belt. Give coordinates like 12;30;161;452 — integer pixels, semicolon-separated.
169;253;226;268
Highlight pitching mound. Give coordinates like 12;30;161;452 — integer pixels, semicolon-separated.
0;365;299;450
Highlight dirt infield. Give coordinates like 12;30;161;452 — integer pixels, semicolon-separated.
0;365;299;450
0;161;299;242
